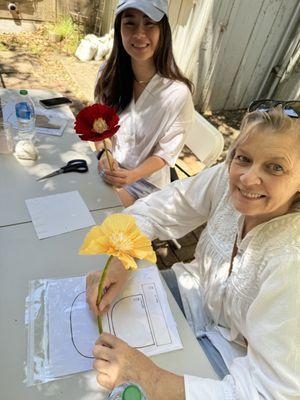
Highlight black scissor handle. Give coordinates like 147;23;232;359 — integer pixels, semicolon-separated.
62;159;88;174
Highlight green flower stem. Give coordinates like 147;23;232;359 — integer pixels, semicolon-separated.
103;139;113;173
97;255;113;334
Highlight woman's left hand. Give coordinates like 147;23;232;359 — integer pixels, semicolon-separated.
93;333;160;392
103;167;138;187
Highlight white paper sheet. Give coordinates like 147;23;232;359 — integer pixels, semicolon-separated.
25;191;95;239
45;266;182;379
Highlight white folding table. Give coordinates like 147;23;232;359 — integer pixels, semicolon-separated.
0;88;122;227
0;88;218;400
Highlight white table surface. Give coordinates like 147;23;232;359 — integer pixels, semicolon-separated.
0;209;218;400
0;89;121;227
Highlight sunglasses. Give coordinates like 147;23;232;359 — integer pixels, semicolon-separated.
248;99;300;118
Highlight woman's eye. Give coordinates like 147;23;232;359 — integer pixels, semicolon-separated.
268;164;284;173
235;155;250;163
122;19;134;25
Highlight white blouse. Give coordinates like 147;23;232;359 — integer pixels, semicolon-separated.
125;163;300;399
111;74;194;189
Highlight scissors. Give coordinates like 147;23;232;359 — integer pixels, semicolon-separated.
37;159;88;181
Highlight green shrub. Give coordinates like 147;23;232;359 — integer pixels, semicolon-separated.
45;16;84;54
47;16;77;39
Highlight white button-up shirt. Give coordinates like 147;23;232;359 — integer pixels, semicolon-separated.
111;74;194;188
125;163;300;400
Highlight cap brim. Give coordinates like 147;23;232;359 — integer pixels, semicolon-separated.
116;1;164;22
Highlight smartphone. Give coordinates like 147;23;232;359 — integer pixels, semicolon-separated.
39;97;72;108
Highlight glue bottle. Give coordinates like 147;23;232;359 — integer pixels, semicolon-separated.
107;382;147;400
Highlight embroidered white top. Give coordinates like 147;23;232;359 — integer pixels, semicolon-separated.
125;162;300;399
111;74;194;189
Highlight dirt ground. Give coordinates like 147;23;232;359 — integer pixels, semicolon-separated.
0;27;245;269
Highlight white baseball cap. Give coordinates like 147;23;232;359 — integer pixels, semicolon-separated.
116;0;168;22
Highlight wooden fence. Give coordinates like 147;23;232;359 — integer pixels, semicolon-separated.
96;0;300;111
174;0;300;110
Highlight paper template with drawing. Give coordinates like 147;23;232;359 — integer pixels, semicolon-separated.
46;266;182;379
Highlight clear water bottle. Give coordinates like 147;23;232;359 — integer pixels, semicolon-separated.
107;382;147;400
15;89;36;140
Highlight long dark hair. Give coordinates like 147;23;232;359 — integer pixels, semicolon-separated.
94;14;193;112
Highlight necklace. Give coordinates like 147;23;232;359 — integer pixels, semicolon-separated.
134;72;156;85
134;77;151;85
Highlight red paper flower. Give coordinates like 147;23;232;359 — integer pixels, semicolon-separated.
74;103;120;142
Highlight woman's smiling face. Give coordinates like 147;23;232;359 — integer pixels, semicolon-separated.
229;128;300;228
120;8;160;63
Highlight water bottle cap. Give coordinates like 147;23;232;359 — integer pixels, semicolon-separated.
122;384;142;400
20;90;28;95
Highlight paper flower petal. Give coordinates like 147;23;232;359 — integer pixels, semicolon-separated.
74;103;120;142
79;214;156;269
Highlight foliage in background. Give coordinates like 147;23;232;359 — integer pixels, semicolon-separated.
46;16;75;37
46;16;83;55
0;16;83;57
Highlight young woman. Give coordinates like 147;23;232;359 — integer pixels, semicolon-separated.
94;0;194;207
87;105;300;399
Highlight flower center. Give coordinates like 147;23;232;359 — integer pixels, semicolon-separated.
93;118;108;134
110;232;133;252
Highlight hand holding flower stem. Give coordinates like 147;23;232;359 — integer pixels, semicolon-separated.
74;103;120;174
103;139;113;173
79;214;157;335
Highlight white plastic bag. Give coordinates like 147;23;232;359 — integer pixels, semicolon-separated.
94;30;114;61
85;34;100;45
95;41;111;61
75;38;98;61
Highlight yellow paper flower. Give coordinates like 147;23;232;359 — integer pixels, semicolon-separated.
79;214;156;269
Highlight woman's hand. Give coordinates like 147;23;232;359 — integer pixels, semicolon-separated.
103;167;138;188
100;155;166;188
93;333;185;399
98;154;119;174
93;333;161;392
86;258;129;316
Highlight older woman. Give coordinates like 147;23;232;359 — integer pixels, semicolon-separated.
86;105;300;399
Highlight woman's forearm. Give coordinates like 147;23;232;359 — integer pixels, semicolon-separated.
134;156;166;181
143;367;185;400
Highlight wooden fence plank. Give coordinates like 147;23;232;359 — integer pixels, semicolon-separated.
237;0;299;107
206;0;266;110
193;0;299;110
172;0;211;83
195;0;234;110
169;0;183;28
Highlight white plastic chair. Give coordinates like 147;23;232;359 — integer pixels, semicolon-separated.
189;111;224;167
173;110;224;178
171;111;224;249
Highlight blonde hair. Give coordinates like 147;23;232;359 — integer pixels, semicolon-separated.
226;106;300;212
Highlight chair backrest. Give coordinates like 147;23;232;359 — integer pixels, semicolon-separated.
186;111;224;167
